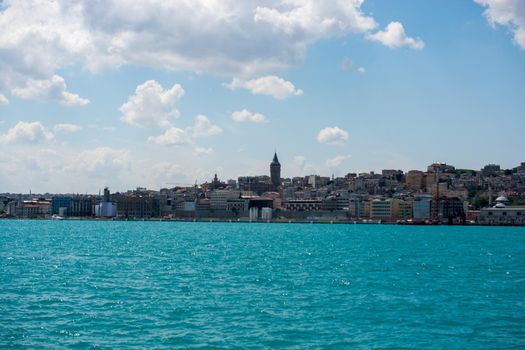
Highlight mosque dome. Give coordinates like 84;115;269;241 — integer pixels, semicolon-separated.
495;195;509;203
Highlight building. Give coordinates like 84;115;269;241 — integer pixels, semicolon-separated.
95;187;117;218
238;176;273;195
370;198;392;221
478;195;525;225
481;164;500;176
114;194;159;219
405;170;426;192
10;199;51;218
438;196;466;224
427;162;455;173
284;199;322;212
392;199;413;221
52;196;94;217
413;194;432;222
270;152;281;189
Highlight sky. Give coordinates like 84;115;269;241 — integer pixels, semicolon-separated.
0;0;524;193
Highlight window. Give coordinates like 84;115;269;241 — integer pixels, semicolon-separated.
517;212;522;216
502;212;507;216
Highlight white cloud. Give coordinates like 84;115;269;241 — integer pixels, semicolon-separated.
367;22;425;50
148;127;189;146
317;126;349;145
326;154;352;168
73;147;130;173
474;0;525;50
120;80;184;128
194;147;214;156
0;121;54;144
225;75;303;99
254;1;377;37
192;115;222;138
357;67;366;73
11;75;90;106
0;1;419;91
231;109;267;123
54;123;82;133
0;93;8;106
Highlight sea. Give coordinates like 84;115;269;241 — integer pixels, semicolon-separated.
1;220;524;349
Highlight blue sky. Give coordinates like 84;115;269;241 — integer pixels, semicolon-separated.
0;0;524;193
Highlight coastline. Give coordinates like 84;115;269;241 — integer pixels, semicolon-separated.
1;217;523;226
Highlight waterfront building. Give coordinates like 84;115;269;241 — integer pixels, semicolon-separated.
348;195;366;218
438;196;466;224
478;195;525;225
392;199;413;221
52;196;94;217
284;199;322;212
413;194;432;222
209;190;240;212
114;194;159;219
370;198;392;221
226;198;248;217
196;198;211;217
6;199;51;218
95;187;117;218
270;152;281;189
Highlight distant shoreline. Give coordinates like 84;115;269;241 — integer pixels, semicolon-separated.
1;217;524;227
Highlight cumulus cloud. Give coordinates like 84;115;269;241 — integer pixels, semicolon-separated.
11;75;90;106
192;115;222;138
254;0;377;37
225;75;303;99
367;22;425;50
0;121;54;144
0;93;8;106
231;109;267;123
326;154;352;168
317;126;349;145
0;0;421;97
120;80;184;128
474;0;525;50
54;123;82;133
148;127;189;146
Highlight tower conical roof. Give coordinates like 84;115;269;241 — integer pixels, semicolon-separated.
271;152;280;165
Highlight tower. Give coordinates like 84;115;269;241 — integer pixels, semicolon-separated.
270;152;281;189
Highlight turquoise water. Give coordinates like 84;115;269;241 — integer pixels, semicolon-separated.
1;221;524;349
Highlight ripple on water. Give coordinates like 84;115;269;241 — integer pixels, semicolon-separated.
0;221;524;349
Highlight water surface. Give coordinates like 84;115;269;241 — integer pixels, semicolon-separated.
1;221;524;348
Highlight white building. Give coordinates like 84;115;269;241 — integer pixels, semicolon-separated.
370;198;392;220
478;195;525;225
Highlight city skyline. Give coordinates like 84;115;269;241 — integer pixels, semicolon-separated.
1;1;524;193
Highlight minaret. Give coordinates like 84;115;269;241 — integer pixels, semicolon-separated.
270;152;281;189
